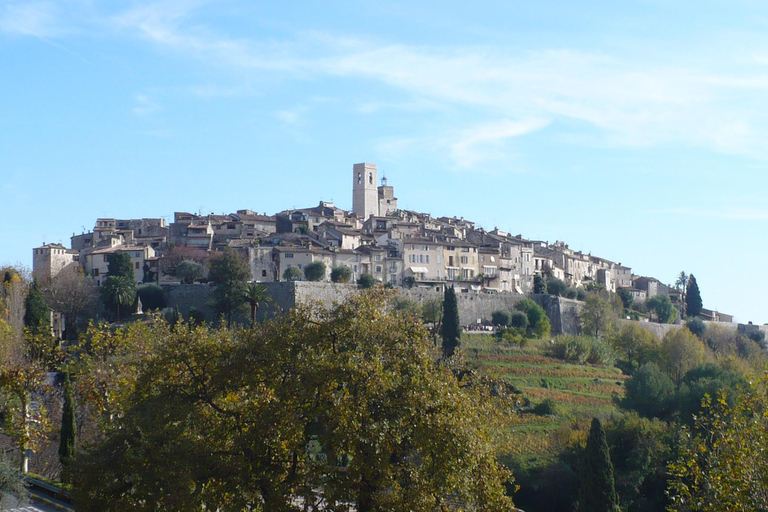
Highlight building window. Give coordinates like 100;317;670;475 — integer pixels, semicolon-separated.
369;172;373;184
376;266;382;273
375;255;381;261
93;269;99;276
135;262;140;269
357;172;362;184
462;247;470;252
262;270;267;277
103;255;108;262
285;253;294;258
460;256;468;264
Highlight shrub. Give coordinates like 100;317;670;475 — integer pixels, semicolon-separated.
330;266;352;283
564;288;578;299
549;335;616;366
622;363;675;419
547;278;568;296
188;306;206;325
175;260;203;284
491;309;511;327
685;318;706;338
510;311;528;331
304;261;327;282
532;398;558;416
747;329;765;345
576;289;588;301
283;266;303;281
358;274;375;289
514;298;551;338
136;284;166;311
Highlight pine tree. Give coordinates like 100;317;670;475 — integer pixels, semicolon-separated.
59;372;76;470
23;279;50;335
441;286;460;358
578;418;620;512
686;274;703;318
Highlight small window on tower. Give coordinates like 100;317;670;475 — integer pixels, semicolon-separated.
357;173;362;184
369;172;373;184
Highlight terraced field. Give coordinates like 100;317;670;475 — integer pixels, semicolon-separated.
463;334;628;471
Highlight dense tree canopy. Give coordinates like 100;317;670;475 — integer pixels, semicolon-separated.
514;298;550;338
668;387;768;512
647;294;678;324
208;247;251;327
72;290;517;511
579;295;616;338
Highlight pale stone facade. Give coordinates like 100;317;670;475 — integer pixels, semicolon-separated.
352;163;378;220
32;243;79;281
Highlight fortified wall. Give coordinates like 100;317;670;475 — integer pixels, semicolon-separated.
163;282;767;339
163;282;582;335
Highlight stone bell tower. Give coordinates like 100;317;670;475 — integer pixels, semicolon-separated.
352;162;378;220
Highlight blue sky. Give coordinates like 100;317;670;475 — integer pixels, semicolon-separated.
2;0;768;323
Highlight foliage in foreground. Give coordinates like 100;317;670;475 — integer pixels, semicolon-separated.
667;387;768;512
72;290;516;512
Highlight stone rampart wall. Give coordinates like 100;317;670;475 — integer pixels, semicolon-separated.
164;282;764;340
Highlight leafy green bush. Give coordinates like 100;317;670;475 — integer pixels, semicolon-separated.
532;398;558;416
547;278;568;296
491;309;511;327
685;318;706;338
330;266;352;283
549;335;615;366
510;311;528;331
137;284;166;311
357;274;375;289
303;261;327;282
514;298;551;338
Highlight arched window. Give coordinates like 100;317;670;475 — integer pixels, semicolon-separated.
368;172;373;184
357;172;362;184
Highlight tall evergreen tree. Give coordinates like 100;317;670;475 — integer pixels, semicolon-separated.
686;274;703;318
107;252;135;280
578;417;620;512
23;279;50;335
441;286;460;358
59;372;76;471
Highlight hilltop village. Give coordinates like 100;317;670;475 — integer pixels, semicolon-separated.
32;162;726;322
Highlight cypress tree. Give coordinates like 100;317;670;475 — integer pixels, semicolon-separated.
685;274;703;318
59;372;76;470
578;418;620;512
23;279;50;335
107;252;135;280
441;286;460;358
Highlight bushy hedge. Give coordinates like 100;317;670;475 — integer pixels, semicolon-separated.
548;335;616;366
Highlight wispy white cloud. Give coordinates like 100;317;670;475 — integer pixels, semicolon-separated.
132;93;162;117
448;118;550;169
0;1;63;37
11;1;768;167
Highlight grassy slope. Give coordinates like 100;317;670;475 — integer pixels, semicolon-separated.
463;333;627;473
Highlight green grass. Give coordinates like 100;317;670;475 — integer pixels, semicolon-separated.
462;333;628;472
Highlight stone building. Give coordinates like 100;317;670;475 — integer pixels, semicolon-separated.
32;243;79;281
